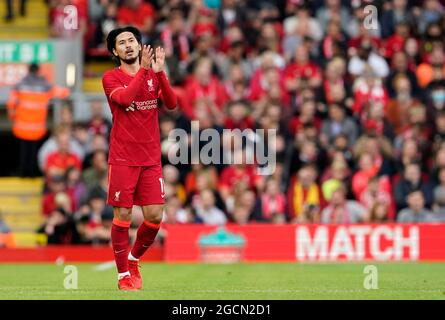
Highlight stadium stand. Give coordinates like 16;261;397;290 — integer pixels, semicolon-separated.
2;0;445;249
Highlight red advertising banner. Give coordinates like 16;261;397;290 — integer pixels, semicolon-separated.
0;244;163;263
164;224;445;262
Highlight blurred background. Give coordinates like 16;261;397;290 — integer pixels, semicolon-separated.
1;0;445;256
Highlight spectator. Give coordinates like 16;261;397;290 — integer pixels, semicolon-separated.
351;68;389;116
287;165;324;223
82;150;107;190
351;152;390;200
218;149;262;212
416;0;444;34
315;0;351;37
193;189;227;225
348;41;390;78
91;1;118;49
75;189;111;244
44;125;82;176
431;183;445;222
253;178;286;222
88;99;111;139
7;63;69;177
320;103;358;148
394;163;434;211
116;0;156;44
386;51;419;98
38;208;81;244
431;113;445;155
321;160;348;201
284;45;322;94
42;174;76;216
416;46;445;88
185;57;228;114
38;124;85;173
163;164;187;205
320;58;350;106
380;0;415;39
369;201;391;223
383;21;411;60
283;3;323;58
224;100;254;130
386;74;423;134
359;176;395;220
163;195;193;224
160;7;191;82
397;191;433;223
66;166;87;210
321;185;367;224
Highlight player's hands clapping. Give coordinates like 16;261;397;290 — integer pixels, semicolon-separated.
140;45;154;70
151;47;166;73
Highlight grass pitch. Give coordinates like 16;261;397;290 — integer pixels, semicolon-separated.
0;262;444;300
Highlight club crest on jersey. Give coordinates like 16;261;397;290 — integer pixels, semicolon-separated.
147;79;155;92
114;191;121;202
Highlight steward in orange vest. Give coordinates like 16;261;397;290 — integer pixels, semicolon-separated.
7;64;70;141
6;63;70;177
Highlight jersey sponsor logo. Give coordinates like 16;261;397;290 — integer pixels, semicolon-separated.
135;99;158;111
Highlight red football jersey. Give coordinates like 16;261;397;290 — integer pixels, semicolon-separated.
102;67;162;166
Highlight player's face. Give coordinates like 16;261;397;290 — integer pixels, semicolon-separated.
113;32;141;64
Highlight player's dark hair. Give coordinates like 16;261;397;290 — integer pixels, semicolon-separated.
106;26;142;64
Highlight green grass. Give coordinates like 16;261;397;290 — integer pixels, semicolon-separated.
0;262;444;300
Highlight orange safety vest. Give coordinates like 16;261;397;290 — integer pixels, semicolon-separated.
0;232;15;248
6;75;70;141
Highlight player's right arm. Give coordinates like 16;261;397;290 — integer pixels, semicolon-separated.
102;45;153;108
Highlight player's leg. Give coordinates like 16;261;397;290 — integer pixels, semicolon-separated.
131;165;165;259
129;165;165;289
129;204;163;260
111;207;132;279
107;164;140;290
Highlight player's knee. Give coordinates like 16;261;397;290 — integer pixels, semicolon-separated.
114;207;132;221
146;212;162;225
143;205;163;224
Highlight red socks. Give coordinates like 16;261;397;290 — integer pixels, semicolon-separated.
111;218;131;274
130;220;161;259
111;219;160;274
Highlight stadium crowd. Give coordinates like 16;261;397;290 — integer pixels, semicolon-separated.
35;0;445;244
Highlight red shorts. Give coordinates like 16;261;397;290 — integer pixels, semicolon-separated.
107;164;165;208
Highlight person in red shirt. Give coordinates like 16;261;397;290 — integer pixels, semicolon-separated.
117;0;156;43
185;57;228;114
102;26;177;291
284;45;322;94
44;126;82;176
382;21;410;60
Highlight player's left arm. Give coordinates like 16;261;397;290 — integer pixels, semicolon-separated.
152;47;177;110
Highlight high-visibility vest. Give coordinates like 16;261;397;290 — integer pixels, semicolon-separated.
6;75;70;141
